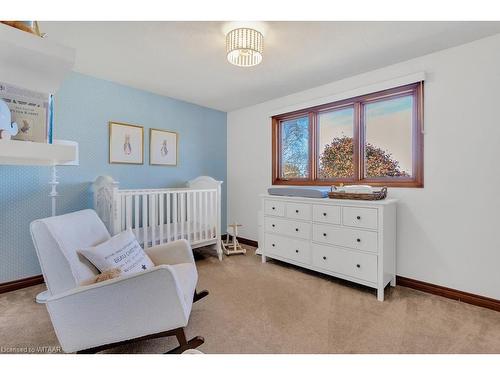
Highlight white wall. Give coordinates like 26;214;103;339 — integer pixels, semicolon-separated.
227;33;500;300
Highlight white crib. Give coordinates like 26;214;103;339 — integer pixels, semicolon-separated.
92;175;223;260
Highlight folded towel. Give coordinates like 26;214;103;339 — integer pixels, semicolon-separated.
343;185;373;194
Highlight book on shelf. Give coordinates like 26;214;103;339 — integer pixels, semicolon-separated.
0;82;54;143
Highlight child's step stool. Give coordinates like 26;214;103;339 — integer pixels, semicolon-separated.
222;223;247;255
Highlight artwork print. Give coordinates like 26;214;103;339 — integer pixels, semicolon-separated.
109;122;144;164
0;82;49;143
150;128;178;166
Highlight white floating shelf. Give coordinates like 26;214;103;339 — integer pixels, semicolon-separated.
0;23;75;94
0;140;77;166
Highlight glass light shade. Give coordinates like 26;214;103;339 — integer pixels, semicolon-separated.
226;28;263;67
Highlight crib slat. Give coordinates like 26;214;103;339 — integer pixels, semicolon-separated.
159;193;164;245
214;191;217;238
166;192;171;242
134;195;139;238
193;191;198;242
173;193;178;240
212;190;216;238
210;191;217;238
150;194;156;247
197;192;203;241
212;191;216;238
199;191;203;241
208;191;211;239
207;191;210;239
207;191;213;239
126;195;132;230
193;191;197;242
180;193;185;240
142;194;148;249
120;195;125;231
206;191;210;239
187;191;191;243
204;191;208;241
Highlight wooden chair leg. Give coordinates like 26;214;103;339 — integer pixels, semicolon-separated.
193;289;209;303
77;347;99;354
175;327;188;346
76;327;204;354
165;328;205;354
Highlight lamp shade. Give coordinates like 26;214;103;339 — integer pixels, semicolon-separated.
226;28;263;67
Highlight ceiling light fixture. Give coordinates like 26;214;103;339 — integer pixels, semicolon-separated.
226;27;263;67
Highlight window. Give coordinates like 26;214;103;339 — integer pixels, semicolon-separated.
318;106;355;179
272;82;423;187
281;116;310;179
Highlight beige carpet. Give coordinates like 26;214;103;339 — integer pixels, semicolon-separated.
1;246;500;354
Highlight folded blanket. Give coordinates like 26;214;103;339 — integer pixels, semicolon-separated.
267;187;329;198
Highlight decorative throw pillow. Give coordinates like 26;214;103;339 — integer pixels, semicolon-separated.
79;228;154;275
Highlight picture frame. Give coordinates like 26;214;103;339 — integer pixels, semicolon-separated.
108;121;144;164
149;128;178;166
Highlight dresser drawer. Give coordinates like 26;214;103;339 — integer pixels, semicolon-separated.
286;202;311;221
312;204;341;224
342;207;378;230
312;244;377;283
265;233;311;264
264;200;285;217
264;217;311;240
312;223;378;253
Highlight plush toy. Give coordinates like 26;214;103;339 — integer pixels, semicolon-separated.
81;268;122;286
0;99;18;140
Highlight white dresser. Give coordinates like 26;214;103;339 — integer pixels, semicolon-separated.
259;194;397;301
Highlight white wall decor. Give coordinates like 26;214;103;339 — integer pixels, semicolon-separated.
108;121;144;165
149;128;178;166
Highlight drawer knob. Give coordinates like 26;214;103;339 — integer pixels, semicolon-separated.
356;238;361;242
356;216;361;220
295;209;299;213
295;249;299;253
272;207;276;210
323;233;327;237
272;244;275;247
323;256;327;260
323;212;327;216
272;224;275;227
295;228;299;232
356;264;361;268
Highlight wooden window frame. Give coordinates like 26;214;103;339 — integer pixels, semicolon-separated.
272;82;424;188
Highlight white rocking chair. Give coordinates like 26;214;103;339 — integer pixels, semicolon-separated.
30;209;208;353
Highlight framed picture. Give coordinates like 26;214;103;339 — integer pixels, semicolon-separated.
109;121;144;164
149;128;178;166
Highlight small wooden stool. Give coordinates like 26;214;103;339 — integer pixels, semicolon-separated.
222;223;246;255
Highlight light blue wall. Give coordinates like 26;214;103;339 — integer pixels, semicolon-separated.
0;72;227;283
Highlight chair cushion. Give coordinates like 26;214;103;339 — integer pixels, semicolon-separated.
170;263;198;309
39;209;111;286
79;229;154;275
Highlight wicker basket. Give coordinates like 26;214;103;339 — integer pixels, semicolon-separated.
328;186;387;201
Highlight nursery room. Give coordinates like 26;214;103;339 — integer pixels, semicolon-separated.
1;1;500;372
